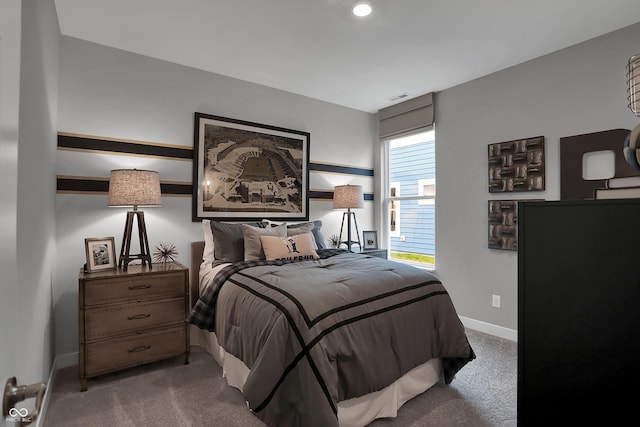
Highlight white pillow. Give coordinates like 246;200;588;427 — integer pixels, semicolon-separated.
202;219;214;263
260;233;319;261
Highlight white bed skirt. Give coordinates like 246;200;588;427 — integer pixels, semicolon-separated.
190;325;442;427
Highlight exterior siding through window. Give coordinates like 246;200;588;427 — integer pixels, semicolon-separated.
389;140;435;255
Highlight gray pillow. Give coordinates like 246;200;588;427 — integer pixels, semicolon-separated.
287;220;326;249
243;223;287;260
210;221;265;262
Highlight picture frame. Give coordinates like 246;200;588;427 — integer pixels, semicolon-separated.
193;112;310;222
84;237;117;273
362;230;378;250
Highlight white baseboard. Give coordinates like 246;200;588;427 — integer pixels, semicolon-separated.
459;316;517;341
35;352;77;427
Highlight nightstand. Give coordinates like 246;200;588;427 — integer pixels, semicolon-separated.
78;262;190;391
360;249;388;259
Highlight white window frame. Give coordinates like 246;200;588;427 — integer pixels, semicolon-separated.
418;178;435;205
389;181;400;237
384;129;436;267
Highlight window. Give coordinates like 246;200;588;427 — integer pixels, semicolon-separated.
385;130;435;268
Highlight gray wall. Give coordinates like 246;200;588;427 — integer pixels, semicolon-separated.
435;22;640;335
0;0;23;401
55;37;378;356
0;0;58;410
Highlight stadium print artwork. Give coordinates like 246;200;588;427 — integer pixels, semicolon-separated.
192;113;310;221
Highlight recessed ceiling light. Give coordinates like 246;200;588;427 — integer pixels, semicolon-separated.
353;1;372;17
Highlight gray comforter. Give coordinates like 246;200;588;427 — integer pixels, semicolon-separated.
188;249;475;427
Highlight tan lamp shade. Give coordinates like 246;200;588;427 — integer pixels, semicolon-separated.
108;169;161;208
333;184;364;209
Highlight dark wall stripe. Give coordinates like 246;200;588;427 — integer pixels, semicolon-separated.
309;162;373;176
160;182;192;196
309;190;374;201
56;177;191;197
57;133;375;200
58;134;374;179
57;177;109;193
58;133;193;160
56;180;373;200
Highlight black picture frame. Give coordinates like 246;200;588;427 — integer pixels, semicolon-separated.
84;237;117;273
192;113;310;221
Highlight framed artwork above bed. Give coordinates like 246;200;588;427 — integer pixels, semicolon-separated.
192;113;310;222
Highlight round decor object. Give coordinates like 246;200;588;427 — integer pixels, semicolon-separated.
624;123;640;170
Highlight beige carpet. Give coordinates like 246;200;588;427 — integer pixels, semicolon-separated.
42;329;516;426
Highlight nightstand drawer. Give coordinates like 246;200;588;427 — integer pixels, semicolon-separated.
84;298;185;340
85;327;186;376
84;271;185;306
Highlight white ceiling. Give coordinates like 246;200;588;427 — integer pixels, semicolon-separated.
54;0;640;113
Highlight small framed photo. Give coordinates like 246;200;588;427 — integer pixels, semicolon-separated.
84;237;117;273
362;230;378;250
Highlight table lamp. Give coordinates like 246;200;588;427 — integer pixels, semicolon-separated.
333;184;364;251
108;169;161;271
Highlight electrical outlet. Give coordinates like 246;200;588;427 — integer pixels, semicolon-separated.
492;294;501;308
400;235;406;241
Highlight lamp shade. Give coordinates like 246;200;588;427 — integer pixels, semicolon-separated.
108;169;161;207
333;184;364;209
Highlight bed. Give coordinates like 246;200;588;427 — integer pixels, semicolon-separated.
187;220;475;427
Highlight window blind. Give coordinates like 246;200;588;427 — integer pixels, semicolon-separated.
378;92;434;140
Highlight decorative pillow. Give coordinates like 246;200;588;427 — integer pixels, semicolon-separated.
285;222;315;243
202;219;215;263
312;222;327;249
210;221;265;263
289;220;326;249
242;223;287;261
260;233;320;261
264;219;327;249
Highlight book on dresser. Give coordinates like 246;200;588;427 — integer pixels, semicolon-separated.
78;262;190;391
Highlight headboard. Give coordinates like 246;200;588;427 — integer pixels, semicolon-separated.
189;241;205;308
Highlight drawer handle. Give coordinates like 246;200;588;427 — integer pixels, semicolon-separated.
128;345;151;353
127;314;151;320
128;284;151;290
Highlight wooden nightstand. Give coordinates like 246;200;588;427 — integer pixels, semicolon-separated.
360;249;388;259
78;262;190;391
